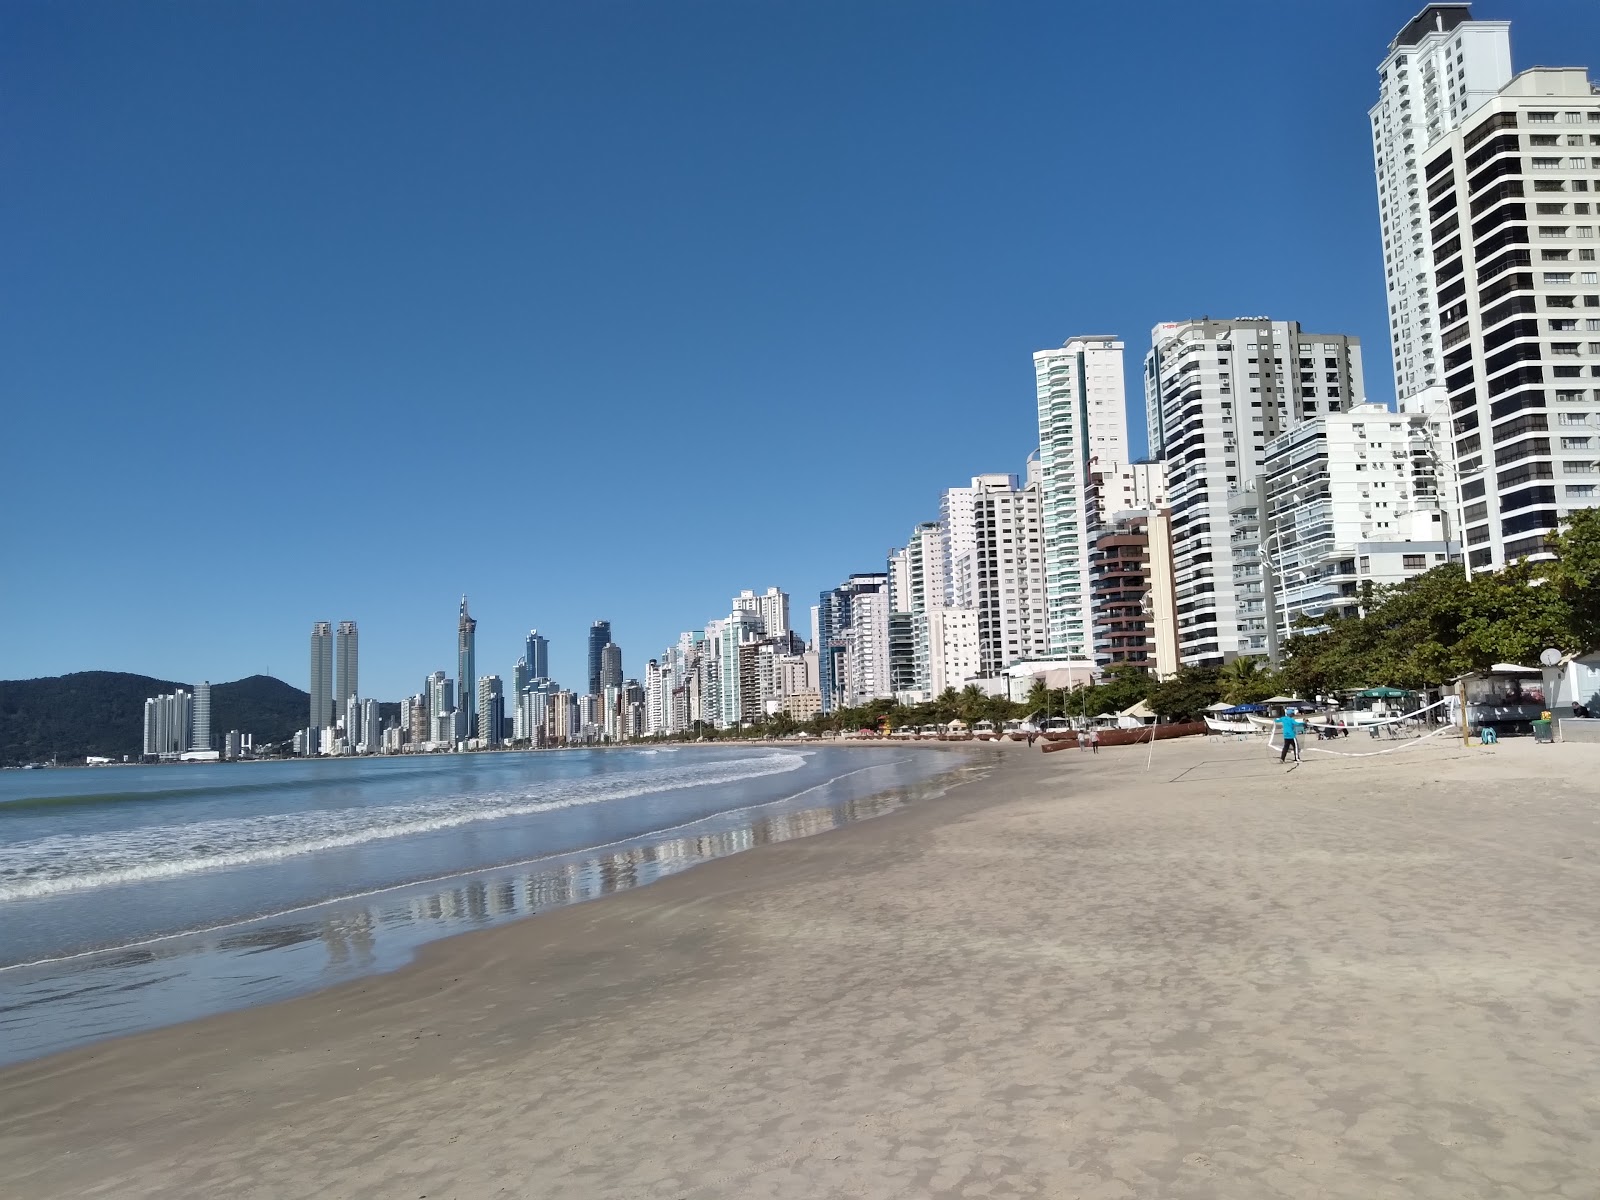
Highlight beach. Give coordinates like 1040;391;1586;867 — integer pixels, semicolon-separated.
3;734;1598;1198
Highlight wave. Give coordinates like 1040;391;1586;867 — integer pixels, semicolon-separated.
0;752;805;902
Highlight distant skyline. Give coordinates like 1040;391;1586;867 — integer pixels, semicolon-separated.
6;1;1600;698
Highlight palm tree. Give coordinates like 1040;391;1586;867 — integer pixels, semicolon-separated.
1220;657;1278;706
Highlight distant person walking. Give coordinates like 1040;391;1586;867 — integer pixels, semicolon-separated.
1089;728;1101;754
1278;709;1305;764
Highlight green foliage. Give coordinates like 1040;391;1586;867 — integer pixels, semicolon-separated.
1550;506;1600;651
1146;666;1223;722
1218;657;1284;706
1280;512;1600;697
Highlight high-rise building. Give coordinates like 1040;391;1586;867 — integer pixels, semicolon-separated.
1088;513;1181;675
525;630;549;681
309;621;333;731
599;641;624;691
587;620;612;696
1144;319;1366;665
732;588;790;640
458;596;477;737
406;693;428;745
335;620;359;710
924;606;980;695
512;656;529;697
971;463;1048;676
816;574;888;712
356;694;377;752
1250;403;1459;646
1371;5;1513;413
1034;336;1131;659
142;689;194;757
841;587;893;708
477;675;504;748
191;681;211;752
426;671;453;742
1421;66;1600;569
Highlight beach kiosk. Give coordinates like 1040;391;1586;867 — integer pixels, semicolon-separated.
1454;664;1547;738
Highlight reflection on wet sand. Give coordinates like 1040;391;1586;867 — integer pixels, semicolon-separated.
0;768;975;1066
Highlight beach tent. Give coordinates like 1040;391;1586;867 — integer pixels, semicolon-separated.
1204;701;1234;713
1355;686;1409;699
1262;695;1301;705
1118;699;1157;728
1221;704;1266;714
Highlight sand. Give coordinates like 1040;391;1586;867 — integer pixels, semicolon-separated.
3;733;1599;1199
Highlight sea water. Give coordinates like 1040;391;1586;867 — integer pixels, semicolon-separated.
0;745;972;1064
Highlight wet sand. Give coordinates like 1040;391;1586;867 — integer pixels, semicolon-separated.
3;734;1598;1198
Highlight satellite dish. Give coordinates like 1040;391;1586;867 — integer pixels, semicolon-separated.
1540;647;1564;667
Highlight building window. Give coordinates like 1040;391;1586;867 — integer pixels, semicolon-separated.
1540;226;1571;237
1547;273;1575;284
1561;436;1593;448
1568;484;1599;497
1403;554;1427;570
1530;112;1556;124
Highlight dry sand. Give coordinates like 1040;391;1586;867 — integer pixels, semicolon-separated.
3;734;1599;1198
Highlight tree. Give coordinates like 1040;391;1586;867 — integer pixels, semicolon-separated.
1219;657;1282;705
1549;507;1600;652
1147;666;1223;722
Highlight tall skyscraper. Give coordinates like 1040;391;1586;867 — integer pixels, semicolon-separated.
1145;318;1365;664
142;688;194;757
732;588;790;640
971;464;1048;676
1371;5;1512;412
477;675;504;748
525;629;549;680
426;670;453;739
587;620;612;696
1034;335;1130;659
335;620;359;709
816;574;888;712
458;596;477;737
309;621;333;730
599;641;624;691
361;698;382;752
1420;65;1600;569
191;681;211;752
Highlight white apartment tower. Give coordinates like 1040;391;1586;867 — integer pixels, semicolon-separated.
970;464;1048;677
1033;336;1129;658
732;587;790;640
1144;319;1366;665
1371;5;1512;411
1424;66;1600;569
1255;403;1459;643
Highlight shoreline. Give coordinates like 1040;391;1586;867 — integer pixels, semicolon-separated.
6;735;1598;1197
0;743;988;1065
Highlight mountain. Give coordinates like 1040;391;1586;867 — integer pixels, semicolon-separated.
0;672;312;765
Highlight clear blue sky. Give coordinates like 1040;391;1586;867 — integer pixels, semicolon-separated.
5;1;1598;700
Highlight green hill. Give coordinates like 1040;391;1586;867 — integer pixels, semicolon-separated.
0;672;314;765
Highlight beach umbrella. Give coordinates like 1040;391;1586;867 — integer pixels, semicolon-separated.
1355;686;1408;699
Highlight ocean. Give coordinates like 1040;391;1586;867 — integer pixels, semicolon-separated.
0;744;972;1065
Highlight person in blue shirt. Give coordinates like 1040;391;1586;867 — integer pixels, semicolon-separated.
1278;710;1305;763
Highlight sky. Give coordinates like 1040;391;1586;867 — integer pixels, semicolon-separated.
6;0;1600;701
